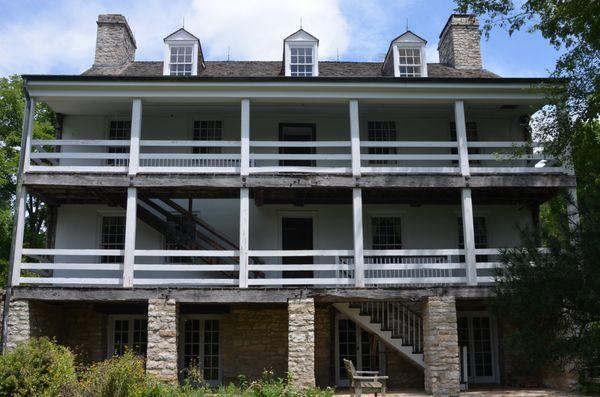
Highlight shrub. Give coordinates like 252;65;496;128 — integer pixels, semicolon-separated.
79;352;147;397
0;337;78;397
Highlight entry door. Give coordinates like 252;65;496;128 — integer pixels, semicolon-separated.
281;217;313;279
457;313;499;384
279;123;316;167
335;317;385;386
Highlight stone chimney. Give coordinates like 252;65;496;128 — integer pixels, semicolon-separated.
93;14;137;67
438;14;482;69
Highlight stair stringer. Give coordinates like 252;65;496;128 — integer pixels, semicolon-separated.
333;302;425;369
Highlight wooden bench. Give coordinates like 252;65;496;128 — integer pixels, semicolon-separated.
343;358;388;397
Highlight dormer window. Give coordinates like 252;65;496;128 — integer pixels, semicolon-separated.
163;28;205;77
290;46;314;76
397;48;422;77
283;29;319;77
383;31;428;77
169;46;193;76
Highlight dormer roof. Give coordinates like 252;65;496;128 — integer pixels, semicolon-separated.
283;28;319;43
163;27;200;42
383;30;427;69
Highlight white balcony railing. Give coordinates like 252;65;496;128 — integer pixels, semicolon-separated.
27;138;566;175
15;247;513;287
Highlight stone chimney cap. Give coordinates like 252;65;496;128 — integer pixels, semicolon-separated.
438;14;479;39
97;14;137;49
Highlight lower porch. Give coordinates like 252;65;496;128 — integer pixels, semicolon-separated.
2;287;577;395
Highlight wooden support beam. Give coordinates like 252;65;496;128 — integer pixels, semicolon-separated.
123;187;137;287
128;99;142;176
22;99;36;173
461;188;477;286
10;186;27;286
240;99;250;177
349;99;361;177
454;101;470;177
353;187;365;287
239;188;249;288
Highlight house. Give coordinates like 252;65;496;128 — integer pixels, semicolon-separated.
1;13;577;395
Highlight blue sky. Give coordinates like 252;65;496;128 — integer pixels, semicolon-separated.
0;0;561;77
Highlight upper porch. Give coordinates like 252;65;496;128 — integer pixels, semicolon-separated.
21;76;574;185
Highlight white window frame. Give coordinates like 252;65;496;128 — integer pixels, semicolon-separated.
289;45;315;77
392;43;427;77
178;315;223;386
285;42;319;77
163;40;199;76
107;314;148;358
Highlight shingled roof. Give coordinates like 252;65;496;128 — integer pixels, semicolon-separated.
83;61;499;79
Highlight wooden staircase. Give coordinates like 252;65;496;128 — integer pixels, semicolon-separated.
333;302;425;368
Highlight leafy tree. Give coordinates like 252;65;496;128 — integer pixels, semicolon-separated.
0;75;55;285
454;0;600;158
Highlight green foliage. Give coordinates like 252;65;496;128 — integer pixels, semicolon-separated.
79;352;148;397
0;337;78;397
0;338;334;397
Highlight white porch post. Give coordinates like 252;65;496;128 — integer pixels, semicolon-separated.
128;98;142;176
10;186;27;287
22;98;36;173
567;187;580;231
461;188;477;286
454;100;470;177
349;99;361;177
240;99;250;176
353;187;365;287
239;187;249;288
123;187;137;287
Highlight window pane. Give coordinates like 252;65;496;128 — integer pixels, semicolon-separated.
113;319;129;356
133;319;148;356
101;216;125;263
372;217;402;249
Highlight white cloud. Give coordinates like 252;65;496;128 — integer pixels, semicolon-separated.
0;0;350;76
185;0;349;60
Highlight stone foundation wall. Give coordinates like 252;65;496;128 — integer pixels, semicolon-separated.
422;296;460;396
147;298;178;382
315;305;333;387
62;304;107;362
221;304;288;382
386;349;424;389
5;299;30;350
288;298;316;389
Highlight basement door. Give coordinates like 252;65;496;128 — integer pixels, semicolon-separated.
335;315;386;387
457;313;499;384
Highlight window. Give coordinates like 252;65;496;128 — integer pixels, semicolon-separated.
109;316;147;357
108;121;130;166
368;121;397;165
397;48;422;77
290;47;314;77
182;318;221;384
100;216;125;263
169;46;193;76
193;120;223;154
458;217;488;249
372;217;402;249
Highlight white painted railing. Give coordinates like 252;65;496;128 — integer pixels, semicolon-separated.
138;140;241;173
18;248;124;285
133;249;240;286
27;138;568;175
339;249;466;285
360;141;460;174
468;141;564;173
247;249;355;286
29;139;130;172
249;141;352;173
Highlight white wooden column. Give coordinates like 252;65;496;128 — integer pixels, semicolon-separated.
10;186;27;287
353;187;365;287
567;187;580;231
240;99;250;176
239;188;249;288
123;187;137;287
349;99;361;177
454;100;470;177
128;98;142;176
461;188;477;286
22;99;36;173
